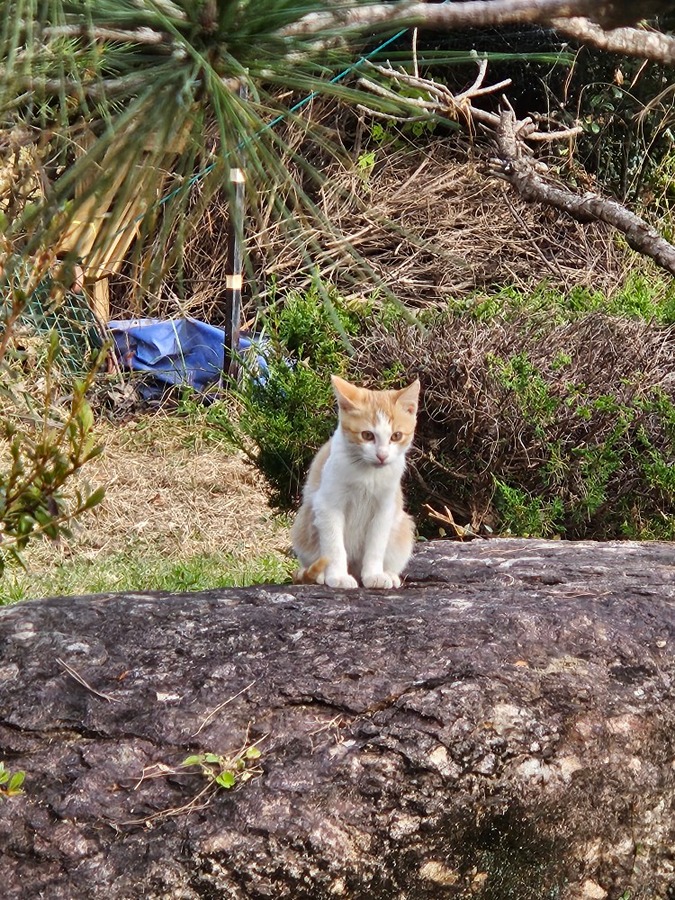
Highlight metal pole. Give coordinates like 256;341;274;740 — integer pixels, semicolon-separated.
223;84;247;382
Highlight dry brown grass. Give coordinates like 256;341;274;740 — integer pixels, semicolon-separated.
21;414;290;573
108;136;637;322
279;142;631;306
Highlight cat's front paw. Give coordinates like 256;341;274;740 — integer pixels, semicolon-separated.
362;572;401;590
325;571;359;590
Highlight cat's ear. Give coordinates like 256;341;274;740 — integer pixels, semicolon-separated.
331;374;362;412
395;379;420;416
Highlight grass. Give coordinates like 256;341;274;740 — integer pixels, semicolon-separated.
0;411;293;605
0;549;293;605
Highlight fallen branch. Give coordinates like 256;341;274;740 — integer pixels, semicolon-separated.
360;59;580;141
359;61;675;279
492;102;675;277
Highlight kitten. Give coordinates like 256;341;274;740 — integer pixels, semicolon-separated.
291;374;420;590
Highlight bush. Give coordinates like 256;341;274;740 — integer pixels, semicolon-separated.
202;287;363;510
216;283;674;540
0;261;105;575
354;289;675;539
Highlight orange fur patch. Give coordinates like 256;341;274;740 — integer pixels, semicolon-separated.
292;556;329;584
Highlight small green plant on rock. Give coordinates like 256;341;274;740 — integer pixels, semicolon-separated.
0;761;25;799
130;739;264;826
182;745;262;791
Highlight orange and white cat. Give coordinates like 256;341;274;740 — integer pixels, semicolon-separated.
291;375;420;589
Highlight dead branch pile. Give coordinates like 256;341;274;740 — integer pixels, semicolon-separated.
107;136;635;321
356;57;675;280
353;309;675;538
251;140;629;310
300;143;630;305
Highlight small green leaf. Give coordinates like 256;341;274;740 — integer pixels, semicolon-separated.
245;746;261;760
203;753;222;764
83;486;105;510
216;770;236;789
182;755;203;767
8;771;25;793
76;400;94;434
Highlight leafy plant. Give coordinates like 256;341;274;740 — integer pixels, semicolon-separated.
353;287;675;539
0;257;105;574
456;276;675;328
182;745;263;791
494;482;565;539
570;52;675;202
0;762;26;800
203;286;370;509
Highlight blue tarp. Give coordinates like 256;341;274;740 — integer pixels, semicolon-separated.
108;318;269;392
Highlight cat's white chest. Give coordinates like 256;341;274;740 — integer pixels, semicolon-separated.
320;437;402;502
316;443;400;552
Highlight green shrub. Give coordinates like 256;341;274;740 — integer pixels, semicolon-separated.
0;263;105;574
200;287;366;510
211;282;674;540
452;275;675;327
354;288;675;539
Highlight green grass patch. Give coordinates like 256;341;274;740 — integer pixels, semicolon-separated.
0;550;294;605
448;273;675;327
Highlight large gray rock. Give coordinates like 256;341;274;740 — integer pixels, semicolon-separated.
1;539;674;899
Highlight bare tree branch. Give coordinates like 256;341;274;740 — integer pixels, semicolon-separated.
283;1;675;65
551;18;675;65
359;61;581;140
359;61;675;278
493;106;675;277
281;1;595;35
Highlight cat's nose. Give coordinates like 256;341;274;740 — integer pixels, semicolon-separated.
376;449;389;463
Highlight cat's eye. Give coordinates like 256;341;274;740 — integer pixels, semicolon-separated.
391;431;403;442
361;430;375;441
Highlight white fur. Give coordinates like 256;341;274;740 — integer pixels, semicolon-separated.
308;427;410;589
